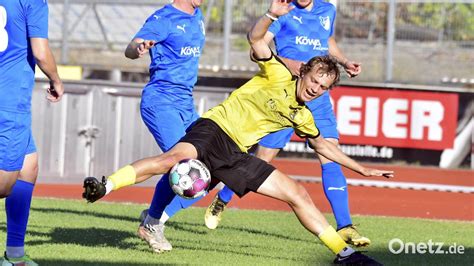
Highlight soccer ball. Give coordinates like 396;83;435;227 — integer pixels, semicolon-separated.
169;159;211;199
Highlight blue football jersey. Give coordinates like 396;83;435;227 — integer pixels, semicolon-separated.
269;0;336;62
135;4;206;108
269;0;336;116
0;0;48;112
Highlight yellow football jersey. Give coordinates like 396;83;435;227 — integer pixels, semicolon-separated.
202;55;319;152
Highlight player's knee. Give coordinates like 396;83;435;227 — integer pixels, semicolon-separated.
286;182;311;207
295;185;312;205
161;152;187;170
0;187;12;198
149;156;175;173
31;162;39;177
19;163;39;184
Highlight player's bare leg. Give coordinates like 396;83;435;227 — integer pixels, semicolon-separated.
257;170;329;234
18;153;39;184
83;142;198;202
256;169;381;265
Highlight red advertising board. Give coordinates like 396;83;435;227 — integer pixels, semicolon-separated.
291;86;458;150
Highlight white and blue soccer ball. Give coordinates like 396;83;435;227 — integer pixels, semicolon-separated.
169;159;211;199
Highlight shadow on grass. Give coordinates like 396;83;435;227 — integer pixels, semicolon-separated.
24;206;474;264
169;237;315;262
20;226;314;262
1;208;313;260
24;226;312;261
30;207;138;223
1;221;473;264
26;227;139;249
0;223;61;240
34;260;168;266
168;220;313;244
29;206;313;244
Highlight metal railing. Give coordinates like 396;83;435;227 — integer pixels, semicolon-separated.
32;79;232;184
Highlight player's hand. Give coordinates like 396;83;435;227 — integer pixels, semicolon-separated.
268;0;295;17
361;168;394;178
46;80;64;102
343;60;362;78
136;40;156;57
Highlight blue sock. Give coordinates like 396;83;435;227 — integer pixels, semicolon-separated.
5;180;34;257
148;174;178;219
321;162;352;230
217;185;234;203
163;194;203;218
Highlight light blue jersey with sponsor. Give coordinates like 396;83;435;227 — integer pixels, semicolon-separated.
135;4;205;108
0;0;48;113
269;0;336;116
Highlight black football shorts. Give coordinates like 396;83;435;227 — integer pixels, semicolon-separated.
180;118;275;197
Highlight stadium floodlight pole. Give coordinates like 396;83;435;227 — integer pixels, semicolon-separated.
61;0;70;65
385;0;396;82
222;0;233;69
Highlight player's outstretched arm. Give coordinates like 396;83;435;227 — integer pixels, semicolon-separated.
328;37;361;78
31;38;63;102
125;38;156;59
258;18;304;75
248;0;294;59
308;137;394;178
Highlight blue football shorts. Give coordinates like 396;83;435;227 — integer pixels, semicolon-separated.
0;110;36;171
259;93;339;149
140;104;200;152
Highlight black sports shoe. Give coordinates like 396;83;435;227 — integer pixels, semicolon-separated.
333;251;382;265
82;176;107;203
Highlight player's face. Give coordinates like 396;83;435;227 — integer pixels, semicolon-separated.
296;66;335;103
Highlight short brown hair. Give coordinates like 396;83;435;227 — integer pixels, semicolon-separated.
299;56;340;89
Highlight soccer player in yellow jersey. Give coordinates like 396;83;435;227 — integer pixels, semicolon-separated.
83;0;393;263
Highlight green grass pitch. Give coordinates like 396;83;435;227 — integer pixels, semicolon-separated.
0;198;472;265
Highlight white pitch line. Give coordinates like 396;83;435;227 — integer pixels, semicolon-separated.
290;175;474;194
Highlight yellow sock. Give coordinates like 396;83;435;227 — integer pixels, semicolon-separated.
108;165;137;190
318;226;348;254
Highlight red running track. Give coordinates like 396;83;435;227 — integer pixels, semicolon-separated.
33;159;474;221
